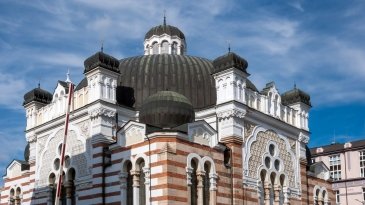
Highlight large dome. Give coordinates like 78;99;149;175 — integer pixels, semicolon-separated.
117;54;216;109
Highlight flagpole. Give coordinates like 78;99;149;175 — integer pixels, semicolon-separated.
55;82;74;205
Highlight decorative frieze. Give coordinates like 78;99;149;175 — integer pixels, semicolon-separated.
217;109;246;120
88;107;116;119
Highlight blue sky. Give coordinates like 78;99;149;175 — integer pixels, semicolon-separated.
0;0;365;184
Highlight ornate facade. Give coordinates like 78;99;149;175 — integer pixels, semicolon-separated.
0;20;334;204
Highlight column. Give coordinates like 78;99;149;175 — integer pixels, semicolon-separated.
197;171;205;205
143;167;151;205
209;173;218;205
65;181;74;205
283;187;289;205
274;185;281;205
264;182;271;205
131;170;140;205
186;167;193;205
14;196;20;205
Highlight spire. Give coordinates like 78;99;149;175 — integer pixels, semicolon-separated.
66;69;71;83
163;10;166;26
294;81;297;89
38;81;40;89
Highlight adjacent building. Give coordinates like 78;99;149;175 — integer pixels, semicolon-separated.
0;19;334;204
311;140;365;204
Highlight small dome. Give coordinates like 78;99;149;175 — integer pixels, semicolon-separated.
145;24;185;40
24;143;30;161
23;86;53;106
139;91;195;128
84;51;120;74
281;87;311;106
213;52;248;74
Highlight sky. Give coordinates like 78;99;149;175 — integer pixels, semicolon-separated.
0;0;365;184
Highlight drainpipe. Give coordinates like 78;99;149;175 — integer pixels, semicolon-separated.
145;135;152;205
344;152;349;205
101;113;121;205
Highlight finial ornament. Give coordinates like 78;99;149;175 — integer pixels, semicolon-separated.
66;69;71;83
38;80;40;89
101;40;104;52
294;82;297;89
163;9;166;26
227;40;231;53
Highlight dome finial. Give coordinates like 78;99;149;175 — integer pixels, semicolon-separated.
38;80;40;88
294;81;297;89
163;9;166;26
101;39;104;53
226;40;231;53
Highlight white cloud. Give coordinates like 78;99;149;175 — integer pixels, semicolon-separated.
37;52;85;68
288;0;304;12
0;73;26;109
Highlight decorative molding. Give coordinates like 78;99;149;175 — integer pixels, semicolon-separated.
188;121;218;148
26;134;37;143
298;132;309;144
217;109;246;119
88;107;115;118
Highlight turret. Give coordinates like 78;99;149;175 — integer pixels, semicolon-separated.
23;84;52;129
212;51;250;142
84;51;120;103
143;17;186;55
281;85;311;130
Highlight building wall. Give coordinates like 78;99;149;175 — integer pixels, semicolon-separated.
312;143;365;205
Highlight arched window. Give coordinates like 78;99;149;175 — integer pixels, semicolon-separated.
9;188;15;205
145;45;150;55
49;173;56;205
259;169;267;205
161;41;169;54
180;45;184;54
268;92;272;114
152;42;158;54
126;161;133;205
187;154;218;205
191;160;198;205
315;188;320;205
66;168;76;205
60;91;65;113
15;187;21;205
203;163;210;205
270;172;276;205
172;42;178;54
137;160;146;205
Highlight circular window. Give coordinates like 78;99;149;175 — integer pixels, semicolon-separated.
265;157;271;168
274;159;281;171
269;144;275;156
64;155;71;168
53;158;60;170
